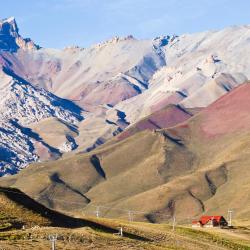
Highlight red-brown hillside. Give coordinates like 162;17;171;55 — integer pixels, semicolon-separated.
118;104;192;140
197;82;250;138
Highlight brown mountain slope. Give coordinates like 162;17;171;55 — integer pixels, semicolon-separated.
1;83;250;223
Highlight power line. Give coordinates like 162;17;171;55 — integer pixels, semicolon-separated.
0;188;175;221
0;187;232;226
0;187;172;221
0;188;172;220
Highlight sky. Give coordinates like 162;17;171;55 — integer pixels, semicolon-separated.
2;0;250;48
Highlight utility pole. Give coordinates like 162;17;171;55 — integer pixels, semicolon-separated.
228;210;233;227
128;211;133;222
120;227;123;237
172;215;176;231
95;206;100;218
49;234;57;250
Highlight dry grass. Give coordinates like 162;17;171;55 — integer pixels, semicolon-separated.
0;188;249;249
0;217;249;250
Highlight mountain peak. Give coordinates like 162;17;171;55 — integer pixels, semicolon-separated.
0;17;39;51
106;35;136;44
0;16;19;36
1;16;15;22
0;17;17;25
153;35;178;47
94;35;136;49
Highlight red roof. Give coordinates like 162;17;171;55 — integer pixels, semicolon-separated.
199;216;223;225
192;220;199;224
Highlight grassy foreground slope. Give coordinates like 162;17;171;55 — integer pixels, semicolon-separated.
0;190;249;250
1;83;250;224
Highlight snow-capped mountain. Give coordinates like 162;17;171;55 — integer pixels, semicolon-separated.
0;17;250;175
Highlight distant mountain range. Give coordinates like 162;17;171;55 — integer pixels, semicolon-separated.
0;16;250;222
0;16;250;182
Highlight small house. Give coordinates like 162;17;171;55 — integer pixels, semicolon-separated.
192;216;228;228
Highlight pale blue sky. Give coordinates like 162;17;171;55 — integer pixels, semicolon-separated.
2;0;250;48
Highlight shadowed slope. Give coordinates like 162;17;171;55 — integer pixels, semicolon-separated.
0;187;117;229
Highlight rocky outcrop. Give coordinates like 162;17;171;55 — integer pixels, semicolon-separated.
0;17;39;51
0;70;83;175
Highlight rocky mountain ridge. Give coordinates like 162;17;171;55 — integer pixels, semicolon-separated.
0;69;83;175
0;17;39;51
0;17;250;175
